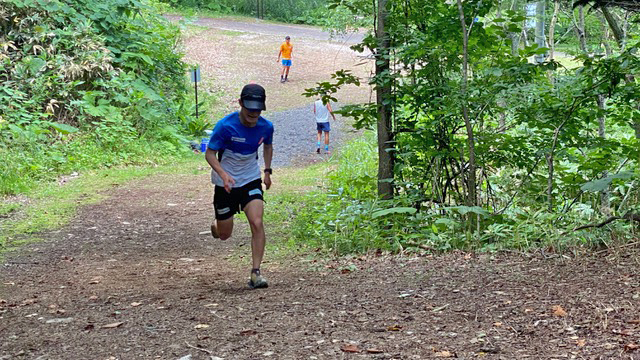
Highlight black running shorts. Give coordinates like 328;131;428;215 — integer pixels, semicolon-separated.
213;179;264;220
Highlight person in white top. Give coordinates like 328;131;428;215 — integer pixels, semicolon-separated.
313;98;337;154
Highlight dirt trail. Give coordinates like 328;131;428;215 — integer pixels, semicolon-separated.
166;15;366;44
2;17;640;360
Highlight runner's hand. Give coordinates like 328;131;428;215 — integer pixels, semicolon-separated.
263;173;272;190
221;172;235;193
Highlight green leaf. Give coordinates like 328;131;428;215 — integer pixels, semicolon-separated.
446;206;490;217
49;122;79;135
580;172;635;192
28;58;47;74
371;207;417;218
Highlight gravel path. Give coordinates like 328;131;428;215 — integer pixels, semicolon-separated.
266;103;355;168
166;15;365;44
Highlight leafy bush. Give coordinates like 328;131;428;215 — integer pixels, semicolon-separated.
0;0;199;194
290;132;638;255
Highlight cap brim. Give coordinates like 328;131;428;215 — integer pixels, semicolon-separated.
243;100;266;111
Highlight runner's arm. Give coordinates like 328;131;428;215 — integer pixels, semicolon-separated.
205;148;235;192
327;102;337;121
277;49;282;62
263;144;273;190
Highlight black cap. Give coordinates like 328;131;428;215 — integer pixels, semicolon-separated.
240;84;266;111
285;36;290;39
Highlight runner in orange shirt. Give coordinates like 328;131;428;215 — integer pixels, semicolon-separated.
277;36;293;83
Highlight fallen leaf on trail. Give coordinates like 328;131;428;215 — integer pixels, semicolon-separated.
524;308;534;313
432;304;449;313
88;295;98;301
576;339;586;347
341;344;361;353
102;322;123;329
625;343;639;352
628;319;640;324
464;253;472;260
88;277;102;284
613;329;632;336
194;324;210;329
240;329;257;336
20;299;37;306
493;322;503;327
434;350;455;357
366;348;384;354
387;324;402;331
552;305;568;317
130;302;142;307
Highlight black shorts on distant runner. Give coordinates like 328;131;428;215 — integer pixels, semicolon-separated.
213;179;264;220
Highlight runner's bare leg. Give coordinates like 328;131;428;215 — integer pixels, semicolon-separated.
215;217;234;240
243;199;265;269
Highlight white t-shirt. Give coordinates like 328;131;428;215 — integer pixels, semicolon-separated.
314;100;330;123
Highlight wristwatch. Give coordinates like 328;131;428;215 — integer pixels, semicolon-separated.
264;168;273;174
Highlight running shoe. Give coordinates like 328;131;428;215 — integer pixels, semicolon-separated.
248;269;268;289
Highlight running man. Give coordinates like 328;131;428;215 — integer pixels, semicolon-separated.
205;84;274;289
314;98;336;154
277;36;293;83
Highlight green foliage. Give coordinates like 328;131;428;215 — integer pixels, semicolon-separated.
0;0;202;195
291;134;638;255
161;0;370;28
296;0;640;255
327;131;378;198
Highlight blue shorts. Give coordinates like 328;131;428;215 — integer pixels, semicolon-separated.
281;59;292;67
317;122;330;132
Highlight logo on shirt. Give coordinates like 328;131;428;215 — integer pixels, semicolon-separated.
231;137;246;143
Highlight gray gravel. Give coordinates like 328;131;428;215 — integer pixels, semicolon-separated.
264;103;354;168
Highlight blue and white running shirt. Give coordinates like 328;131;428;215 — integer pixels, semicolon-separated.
207;112;274;188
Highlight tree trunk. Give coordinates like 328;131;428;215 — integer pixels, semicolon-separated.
457;0;477;207
598;14;613;56
576;6;588;53
375;0;394;199
597;94;611;215
546;120;566;212
601;6;624;49
534;0;546;63
505;0;520;55
599;8;640;140
549;0;559;60
521;27;529;47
